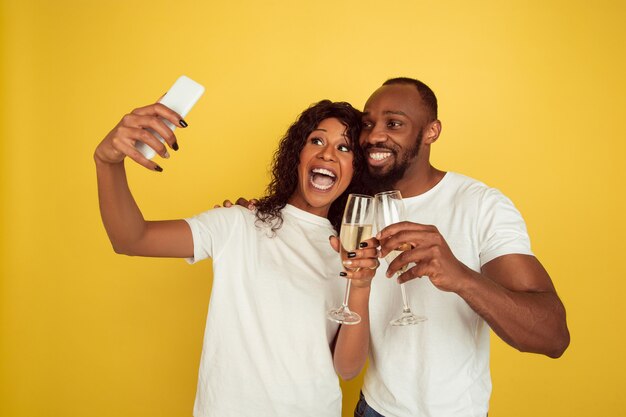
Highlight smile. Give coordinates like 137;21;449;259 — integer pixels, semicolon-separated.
369;151;392;161
309;168;337;191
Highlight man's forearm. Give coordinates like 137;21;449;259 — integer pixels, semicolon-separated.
457;265;569;358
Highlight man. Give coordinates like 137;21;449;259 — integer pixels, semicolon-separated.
227;77;570;417
349;77;569;417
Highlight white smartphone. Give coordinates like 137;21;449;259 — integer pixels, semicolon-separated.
135;75;205;159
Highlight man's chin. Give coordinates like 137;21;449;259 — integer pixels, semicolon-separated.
366;161;413;193
367;164;390;177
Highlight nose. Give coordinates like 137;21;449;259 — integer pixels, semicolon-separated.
361;124;386;145
317;143;336;161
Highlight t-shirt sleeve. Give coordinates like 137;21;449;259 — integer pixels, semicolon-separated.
183;206;246;264
478;188;534;266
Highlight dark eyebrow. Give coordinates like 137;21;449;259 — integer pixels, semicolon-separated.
362;110;408;117
384;110;408;117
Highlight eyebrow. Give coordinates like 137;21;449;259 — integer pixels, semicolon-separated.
310;128;348;137
362;110;408;117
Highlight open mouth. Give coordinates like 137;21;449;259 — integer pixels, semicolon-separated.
369;151;393;161
367;149;394;166
309;168;337;191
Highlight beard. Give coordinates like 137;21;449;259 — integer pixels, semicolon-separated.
363;130;423;194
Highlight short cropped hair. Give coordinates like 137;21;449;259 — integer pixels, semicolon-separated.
383;77;438;120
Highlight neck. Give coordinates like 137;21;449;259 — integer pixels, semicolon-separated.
392;149;445;198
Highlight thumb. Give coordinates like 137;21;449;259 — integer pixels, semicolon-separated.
329;236;340;254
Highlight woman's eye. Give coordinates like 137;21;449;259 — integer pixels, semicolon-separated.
337;144;351;153
310;137;324;145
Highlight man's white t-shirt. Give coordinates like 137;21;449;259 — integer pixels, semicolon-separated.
363;172;533;417
185;204;344;417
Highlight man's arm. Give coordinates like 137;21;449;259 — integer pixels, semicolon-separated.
379;222;570;358
458;254;568;357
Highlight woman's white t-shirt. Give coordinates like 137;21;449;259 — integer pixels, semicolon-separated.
185;204;344;417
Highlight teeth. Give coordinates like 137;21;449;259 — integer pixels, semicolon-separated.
310;179;333;190
311;168;336;178
369;152;392;161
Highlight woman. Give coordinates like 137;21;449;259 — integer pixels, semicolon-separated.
94;99;377;417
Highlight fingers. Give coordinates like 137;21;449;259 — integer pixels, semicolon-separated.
132;102;188;130
396;266;429;284
213;199;230;209
386;245;436;279
111;132;164;172
342;255;379;271
358;237;379;249
340;235;381;280
121;112;179;153
378;227;439;258
96;102;191;172
236;197;257;210
340;263;378;288
377;221;436;241
385;245;418;277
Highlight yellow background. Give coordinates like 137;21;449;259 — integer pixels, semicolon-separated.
1;0;624;416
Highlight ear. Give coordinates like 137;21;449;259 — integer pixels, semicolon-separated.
423;120;442;145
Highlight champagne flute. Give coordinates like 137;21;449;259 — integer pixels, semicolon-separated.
375;190;427;326
327;194;374;325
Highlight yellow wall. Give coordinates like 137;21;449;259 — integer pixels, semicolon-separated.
1;0;624;416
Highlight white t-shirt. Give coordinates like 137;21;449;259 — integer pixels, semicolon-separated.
185;204;345;417
363;172;533;417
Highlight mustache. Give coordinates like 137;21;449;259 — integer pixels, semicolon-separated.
363;144;398;153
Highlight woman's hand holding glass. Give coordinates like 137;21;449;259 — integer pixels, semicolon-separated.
328;194;377;325
330;236;380;288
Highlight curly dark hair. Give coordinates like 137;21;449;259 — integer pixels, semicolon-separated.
255;100;367;232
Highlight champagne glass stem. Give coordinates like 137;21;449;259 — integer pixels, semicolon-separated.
400;282;412;313
341;278;352;308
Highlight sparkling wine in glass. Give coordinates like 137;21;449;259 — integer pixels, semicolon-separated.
327;194;374;325
375;190;427;326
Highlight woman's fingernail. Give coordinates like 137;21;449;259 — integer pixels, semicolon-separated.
343;260;353;266
163;151;170;159
172;141;179;151
347;252;356;258
359;242;368;248
339;272;347;277
154;165;163;172
179;119;188;128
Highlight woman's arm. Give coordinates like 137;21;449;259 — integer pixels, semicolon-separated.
331;236;379;380
94;103;194;258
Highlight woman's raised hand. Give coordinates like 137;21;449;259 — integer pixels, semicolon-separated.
94;103;187;171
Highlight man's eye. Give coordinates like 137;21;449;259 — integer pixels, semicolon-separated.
388;120;402;128
337;144;351;153
362;121;373;129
